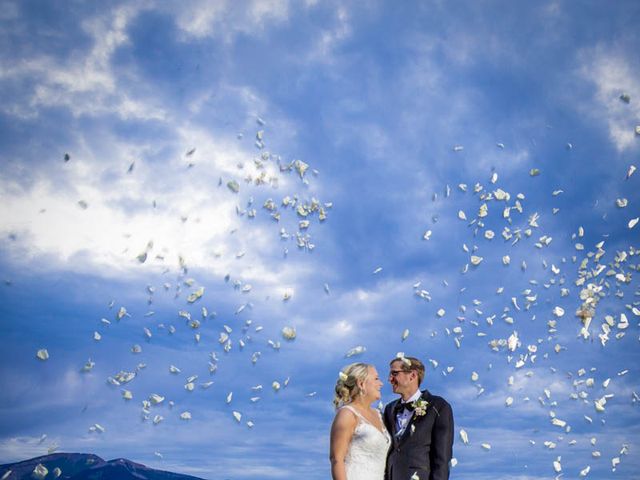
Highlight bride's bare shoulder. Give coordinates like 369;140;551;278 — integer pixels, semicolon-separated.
334;406;358;423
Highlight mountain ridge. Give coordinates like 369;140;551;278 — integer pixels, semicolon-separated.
0;453;206;480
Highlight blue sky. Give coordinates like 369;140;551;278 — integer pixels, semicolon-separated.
0;1;639;479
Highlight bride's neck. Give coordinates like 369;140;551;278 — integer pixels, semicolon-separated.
351;397;371;410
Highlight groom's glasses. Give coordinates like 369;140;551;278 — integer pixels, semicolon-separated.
389;370;407;377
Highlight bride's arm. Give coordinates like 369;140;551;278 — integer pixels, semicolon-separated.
329;408;357;480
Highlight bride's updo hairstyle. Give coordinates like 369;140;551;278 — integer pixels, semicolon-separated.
333;362;370;408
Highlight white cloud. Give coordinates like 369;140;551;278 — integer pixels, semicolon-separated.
290;275;449;360
171;0;228;39
306;6;351;64
0;364;105;416
0;117;316;289
0;0;301;123
0;1;19;21
449;366;573;416
0;173;232;271
0;4;166;121
578;46;640;152
0;436;56;463
171;0;291;42
249;0;290;26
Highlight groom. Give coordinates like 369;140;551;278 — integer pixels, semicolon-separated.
383;356;454;480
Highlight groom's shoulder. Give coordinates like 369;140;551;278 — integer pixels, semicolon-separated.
425;391;452;411
384;398;400;412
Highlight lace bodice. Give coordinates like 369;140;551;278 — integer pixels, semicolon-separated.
341;405;391;480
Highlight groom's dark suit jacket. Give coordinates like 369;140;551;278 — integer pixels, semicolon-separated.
383;389;454;480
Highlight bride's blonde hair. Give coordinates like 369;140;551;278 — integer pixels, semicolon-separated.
333;362;371;408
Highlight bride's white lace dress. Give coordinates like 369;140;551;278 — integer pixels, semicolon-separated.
341;405;391;480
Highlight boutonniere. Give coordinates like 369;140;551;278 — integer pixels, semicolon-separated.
412;398;429;417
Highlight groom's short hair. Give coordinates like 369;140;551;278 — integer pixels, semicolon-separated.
390;356;425;386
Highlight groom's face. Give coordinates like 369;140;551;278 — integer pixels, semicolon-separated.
389;360;418;397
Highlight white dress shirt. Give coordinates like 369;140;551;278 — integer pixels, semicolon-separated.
395;389;422;436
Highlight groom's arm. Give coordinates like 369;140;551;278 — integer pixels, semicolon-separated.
429;401;453;480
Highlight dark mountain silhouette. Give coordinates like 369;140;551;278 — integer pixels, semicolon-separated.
0;453;206;480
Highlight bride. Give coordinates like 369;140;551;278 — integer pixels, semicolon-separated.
330;363;391;480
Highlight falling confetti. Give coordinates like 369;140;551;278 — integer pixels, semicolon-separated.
281;326;296;340
32;465;48;480
345;346;366;357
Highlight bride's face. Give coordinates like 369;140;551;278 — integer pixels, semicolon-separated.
362;366;383;401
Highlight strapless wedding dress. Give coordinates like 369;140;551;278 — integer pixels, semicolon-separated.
341;405;391;480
